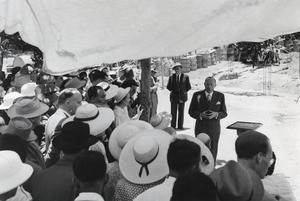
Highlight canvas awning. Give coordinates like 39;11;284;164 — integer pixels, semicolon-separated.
1;0;300;74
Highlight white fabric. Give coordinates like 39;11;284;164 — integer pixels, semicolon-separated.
114;106;131;127
7;186;32;201
262;173;297;201
45;108;70;152
1;0;300;74
74;192;104;201
133;176;176;201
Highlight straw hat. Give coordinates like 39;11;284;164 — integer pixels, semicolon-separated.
64;103;114;136
0;150;33;194
53;121;99;151
10;74;32;87
64;77;86;89
150;113;171;130
196;133;211;147
109;120;153;160
1;117;37;142
174;134;214;175
0;92;22;110
97;82;118;100
21;83;37;97
172;62;182;70
119;129;171;184
210;160;264;201
7;97;49;119
114;87;130;103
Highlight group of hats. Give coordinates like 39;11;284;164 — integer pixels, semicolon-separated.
108;120;215;185
53;103;114;151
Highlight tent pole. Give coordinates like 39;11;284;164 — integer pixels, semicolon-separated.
139;58;151;122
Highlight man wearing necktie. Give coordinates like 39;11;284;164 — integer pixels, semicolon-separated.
167;62;191;130
188;76;227;162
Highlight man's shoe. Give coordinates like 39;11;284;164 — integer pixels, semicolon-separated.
177;127;184;130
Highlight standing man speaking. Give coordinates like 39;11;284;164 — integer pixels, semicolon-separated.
167;62;191;130
188;77;227;161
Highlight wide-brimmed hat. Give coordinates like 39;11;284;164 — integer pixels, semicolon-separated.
0;117;37;142
119;129;171;184
64;77;86;89
174;134;214;175
97;82;119;100
64;103;114;136
210;160;264;201
53;121;99;151
7;97;49;119
21;83;37;97
114;87;130;104
0;92;22;110
0;150;33;194
37;83;57;95
10;74;32;87
109;120;153;160
172;62;182;70
196;133;211;147
150;113;171;130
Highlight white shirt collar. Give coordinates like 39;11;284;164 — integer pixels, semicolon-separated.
75;192;104;201
205;91;213;97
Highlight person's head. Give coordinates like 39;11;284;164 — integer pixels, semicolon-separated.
114;87;130;107
0;135;28;162
235;130;273;179
171;170;217;201
58;88;82;115
121;79;138;97
204;77;216;93
73;150;107;193
87;86;106;105
172;63;182;75
0;150;33;200
167;138;200;177
94;71;109;84
78;71;87;82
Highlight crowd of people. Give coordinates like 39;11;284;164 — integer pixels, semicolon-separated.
0;62;296;201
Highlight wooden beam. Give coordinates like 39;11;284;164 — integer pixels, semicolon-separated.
139;58;151;122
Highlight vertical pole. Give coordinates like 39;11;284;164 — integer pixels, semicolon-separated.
139;58;151;122
161;58;164;89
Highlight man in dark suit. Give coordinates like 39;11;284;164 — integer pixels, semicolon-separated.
167;62;191;130
188;77;227;161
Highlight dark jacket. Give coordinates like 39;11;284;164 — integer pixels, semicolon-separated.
167;73;191;103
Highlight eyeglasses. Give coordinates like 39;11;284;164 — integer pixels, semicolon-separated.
262;153;274;166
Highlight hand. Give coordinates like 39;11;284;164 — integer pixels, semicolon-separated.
207;111;218;119
137;105;144;117
200;111;210;119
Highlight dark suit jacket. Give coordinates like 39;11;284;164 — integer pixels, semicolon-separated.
167;73;191;103
188;90;227;137
31;155;76;201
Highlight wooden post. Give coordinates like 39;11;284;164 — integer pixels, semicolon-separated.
139;58;151;122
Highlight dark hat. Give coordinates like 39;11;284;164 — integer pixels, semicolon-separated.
210;160;264;201
172;62;182;70
121;79;139;88
36;73;55;85
52;121;98;151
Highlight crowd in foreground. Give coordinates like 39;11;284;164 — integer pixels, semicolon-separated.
0;63;297;201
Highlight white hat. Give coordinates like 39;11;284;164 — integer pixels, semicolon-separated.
0;92;22;110
114;87;130;104
21;83;37;97
109;120;153;160
150;113;171;130
119;129;171;184
64;103;114;136
0;150;33;194
97;82;119;100
173;134;214;175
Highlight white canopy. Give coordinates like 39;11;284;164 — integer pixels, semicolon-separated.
1;0;300;74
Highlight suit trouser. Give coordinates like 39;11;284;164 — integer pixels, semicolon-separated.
171;102;185;128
